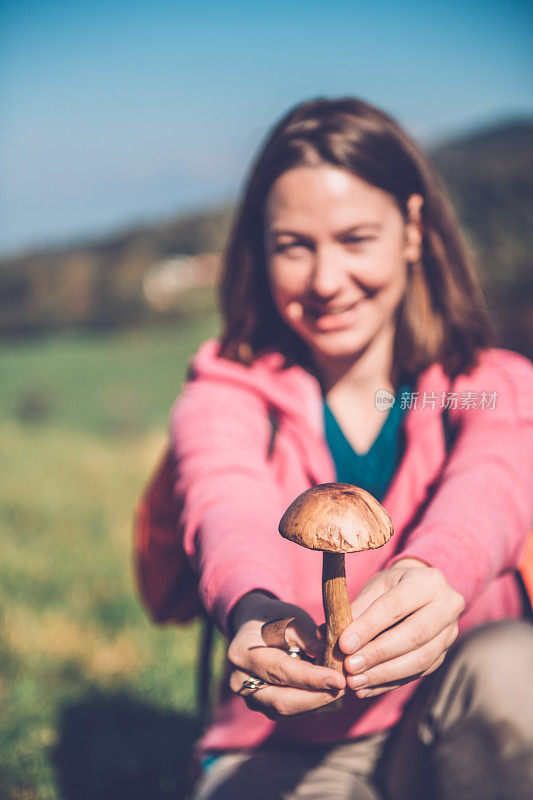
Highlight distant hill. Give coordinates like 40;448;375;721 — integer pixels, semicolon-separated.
429;117;533;356
431;117;533;283
0;206;233;334
1;117;532;355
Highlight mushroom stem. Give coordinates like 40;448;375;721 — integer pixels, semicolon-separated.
322;551;353;672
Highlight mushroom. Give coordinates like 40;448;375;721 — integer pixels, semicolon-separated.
278;482;394;672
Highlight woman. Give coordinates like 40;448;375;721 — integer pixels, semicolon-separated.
170;97;533;799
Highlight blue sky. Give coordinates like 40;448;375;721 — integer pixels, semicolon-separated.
1;0;532;255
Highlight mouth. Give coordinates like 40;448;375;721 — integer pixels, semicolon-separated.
304;299;365;332
310;300;359;317
307;300;362;318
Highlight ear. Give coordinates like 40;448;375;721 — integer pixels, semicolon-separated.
404;193;424;263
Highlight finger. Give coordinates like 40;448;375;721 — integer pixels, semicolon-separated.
261;616;322;660
339;577;437;655
345;607;458;675
247;685;344;719
352;651;448;699
350;580;392;622
284;618;323;660
244;647;345;692
230;665;342;696
230;666;344;704
347;631;452;693
229;626;344;691
230;670;344;718
261;618;296;648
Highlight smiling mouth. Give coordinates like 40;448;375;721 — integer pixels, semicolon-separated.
307;300;361;317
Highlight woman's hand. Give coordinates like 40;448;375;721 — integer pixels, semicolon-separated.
339;558;465;699
228;591;346;720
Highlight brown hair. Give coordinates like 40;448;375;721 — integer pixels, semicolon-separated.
219;97;496;382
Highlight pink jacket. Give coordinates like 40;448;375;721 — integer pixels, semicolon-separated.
169;340;533;753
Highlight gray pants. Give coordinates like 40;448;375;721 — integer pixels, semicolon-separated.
191;619;533;800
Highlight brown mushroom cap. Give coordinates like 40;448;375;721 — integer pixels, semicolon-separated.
278;482;394;553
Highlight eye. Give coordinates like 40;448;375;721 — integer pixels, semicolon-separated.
272;241;312;256
343;236;375;248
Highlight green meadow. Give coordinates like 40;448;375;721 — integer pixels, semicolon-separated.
0;311;226;800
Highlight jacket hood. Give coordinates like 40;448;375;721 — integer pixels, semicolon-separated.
187;338;454;421
187;338;327;435
186;338;529;440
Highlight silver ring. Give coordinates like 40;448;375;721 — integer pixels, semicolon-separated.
240;677;267;691
288;644;302;658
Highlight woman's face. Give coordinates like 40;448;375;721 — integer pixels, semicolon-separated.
264;165;423;367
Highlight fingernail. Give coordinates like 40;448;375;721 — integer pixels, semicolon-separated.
326;678;342;690
357;688;371;699
349;674;369;689
347;654;366;673
344;633;360;652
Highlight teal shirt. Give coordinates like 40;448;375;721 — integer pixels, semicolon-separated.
323;384;412;502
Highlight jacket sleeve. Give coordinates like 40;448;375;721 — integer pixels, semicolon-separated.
169;378;295;636
384;350;533;609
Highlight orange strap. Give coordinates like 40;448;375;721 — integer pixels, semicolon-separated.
518;530;533;607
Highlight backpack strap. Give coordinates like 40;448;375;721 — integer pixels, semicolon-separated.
441;403;457;454
198;610;215;725
267;408;279;459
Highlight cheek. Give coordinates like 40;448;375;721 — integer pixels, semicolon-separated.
267;259;307;302
363;239;408;294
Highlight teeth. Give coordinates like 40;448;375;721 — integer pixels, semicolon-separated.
307;301;360;318
322;304;354;315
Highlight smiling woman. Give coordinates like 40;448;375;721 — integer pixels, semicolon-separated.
264;168;421;371
144;97;533;800
263;166;423;453
219;97;494;385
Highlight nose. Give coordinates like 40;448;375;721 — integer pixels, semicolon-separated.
308;245;346;299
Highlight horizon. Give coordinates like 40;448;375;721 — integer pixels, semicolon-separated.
1;0;532;257
2;113;530;261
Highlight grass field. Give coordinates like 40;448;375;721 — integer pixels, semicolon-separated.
0;311;226;800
